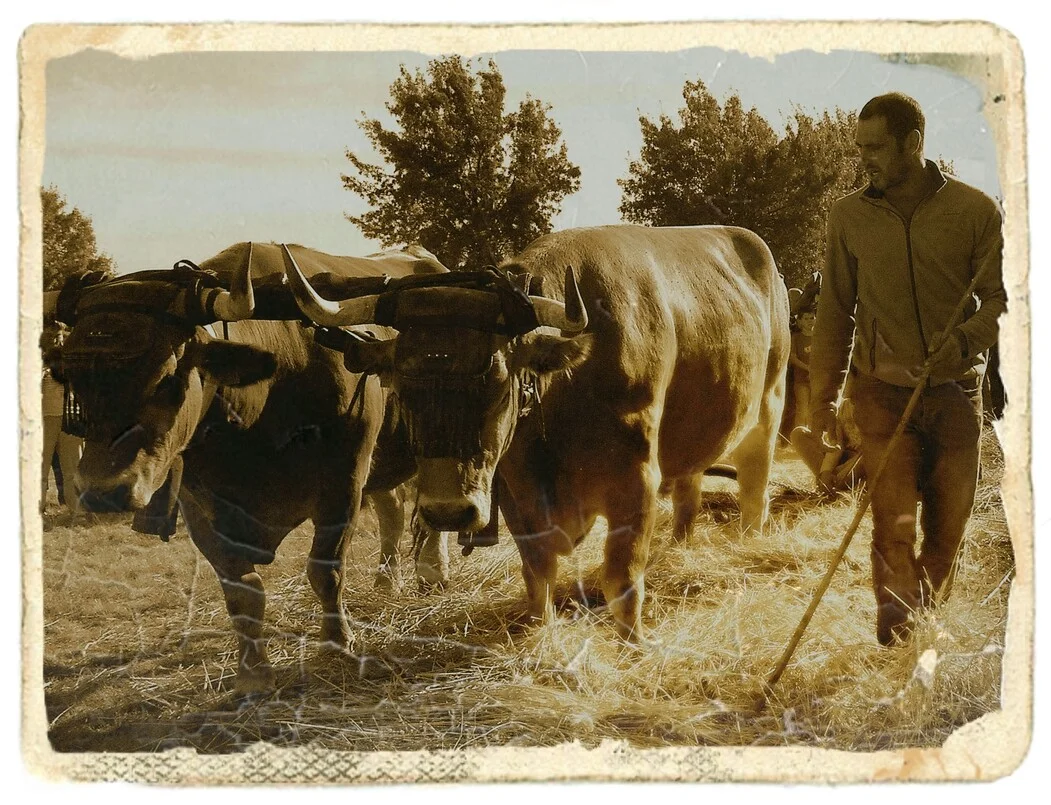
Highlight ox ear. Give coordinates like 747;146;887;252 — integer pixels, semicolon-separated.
343;338;396;377
510;332;593;378
193;341;278;387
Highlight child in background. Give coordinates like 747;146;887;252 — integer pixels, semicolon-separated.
41;326;83;512
790;309;816;430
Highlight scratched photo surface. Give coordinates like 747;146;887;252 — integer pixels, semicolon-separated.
26;27;1026;781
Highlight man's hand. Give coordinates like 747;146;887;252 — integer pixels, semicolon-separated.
810;406;840;451
927;329;967;373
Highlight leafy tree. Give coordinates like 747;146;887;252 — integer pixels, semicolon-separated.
42;185;115;291
760;108;866;288
619;82;867;290
619;82;780;233
343;56;581;269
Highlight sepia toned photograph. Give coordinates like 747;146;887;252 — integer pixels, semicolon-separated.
18;19;1031;785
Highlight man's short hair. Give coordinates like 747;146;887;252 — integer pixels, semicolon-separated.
859;93;925;146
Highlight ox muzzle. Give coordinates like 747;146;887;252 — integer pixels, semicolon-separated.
415;457;493;532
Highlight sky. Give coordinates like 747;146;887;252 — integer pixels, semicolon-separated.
41;46;1001;273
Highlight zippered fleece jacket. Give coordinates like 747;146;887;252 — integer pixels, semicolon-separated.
810;161;1006;419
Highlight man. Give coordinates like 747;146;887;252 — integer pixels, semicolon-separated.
809;92;1006;645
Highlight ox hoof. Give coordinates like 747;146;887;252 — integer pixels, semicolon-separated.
373;572;397;592
319;638;354;657
635;633;664;651
415;560;449;584
354;654;401;681
416;575;448;594
319;643;400;681
612;619;646;644
234;664;276;697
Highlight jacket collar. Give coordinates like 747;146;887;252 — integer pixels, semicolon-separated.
861;159;948;202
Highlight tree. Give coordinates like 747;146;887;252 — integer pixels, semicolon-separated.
758;108;866;288
343;56;581;269
619;82;780;233
619;82;868;290
42;185;115;291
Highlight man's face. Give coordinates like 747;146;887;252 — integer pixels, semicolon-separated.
855;116;912;193
799;312;816;335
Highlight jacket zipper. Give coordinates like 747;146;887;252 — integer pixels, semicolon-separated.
902;216;929;359
879;198;934;378
870;319;877;372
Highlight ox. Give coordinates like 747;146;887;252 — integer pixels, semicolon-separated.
285;225;790;640
47;242;449;693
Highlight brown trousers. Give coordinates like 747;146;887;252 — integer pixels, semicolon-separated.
849;372;983;645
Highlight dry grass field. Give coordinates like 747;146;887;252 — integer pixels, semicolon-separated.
39;426;1013;755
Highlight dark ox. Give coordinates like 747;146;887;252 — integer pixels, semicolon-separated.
47;242;449;693
286;225;790;639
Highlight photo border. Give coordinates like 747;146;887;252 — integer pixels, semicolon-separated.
18;19;1032;784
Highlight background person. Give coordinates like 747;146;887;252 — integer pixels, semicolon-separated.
41;327;83;512
789;308;816;430
789;270;822;319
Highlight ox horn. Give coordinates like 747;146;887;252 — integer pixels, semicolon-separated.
531;266;588;333
211;241;256;321
281;244;380;327
44;269;110;324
